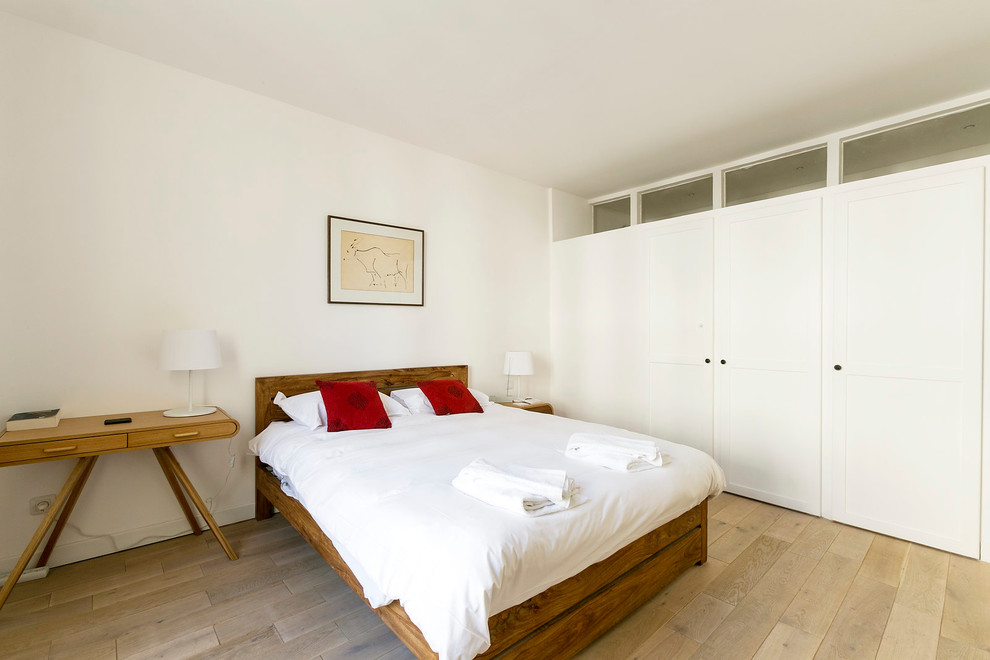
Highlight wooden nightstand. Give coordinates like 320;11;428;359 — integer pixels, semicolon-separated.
0;408;240;610
498;400;554;415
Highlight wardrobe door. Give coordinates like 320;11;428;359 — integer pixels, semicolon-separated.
715;198;822;515
648;215;714;455
829;168;984;557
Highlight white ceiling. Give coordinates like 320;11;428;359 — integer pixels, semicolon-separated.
4;0;990;199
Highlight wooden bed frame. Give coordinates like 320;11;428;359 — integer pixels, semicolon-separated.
254;365;708;659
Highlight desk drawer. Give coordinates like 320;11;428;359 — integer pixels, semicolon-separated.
129;421;238;448
0;434;127;465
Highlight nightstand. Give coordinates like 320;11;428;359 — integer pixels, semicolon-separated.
0;408;240;610
498;400;554;415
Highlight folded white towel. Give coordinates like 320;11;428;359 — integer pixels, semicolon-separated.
565;433;664;472
452;458;581;516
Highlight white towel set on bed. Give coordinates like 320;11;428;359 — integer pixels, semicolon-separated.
452;458;582;516
565;433;664;472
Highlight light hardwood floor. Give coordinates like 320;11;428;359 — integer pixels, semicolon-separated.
2;492;988;659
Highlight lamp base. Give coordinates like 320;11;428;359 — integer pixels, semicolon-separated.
163;405;217;418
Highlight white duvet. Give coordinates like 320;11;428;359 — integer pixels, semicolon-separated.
250;405;724;660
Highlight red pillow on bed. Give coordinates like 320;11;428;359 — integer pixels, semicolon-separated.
315;380;392;432
417;379;483;415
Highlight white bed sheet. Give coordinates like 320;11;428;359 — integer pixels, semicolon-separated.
251;405;724;660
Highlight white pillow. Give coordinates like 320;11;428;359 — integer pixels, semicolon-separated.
390;387;434;414
380;392;412;418
389;386;491;414
469;388;492;407
275;389;410;429
273;390;324;430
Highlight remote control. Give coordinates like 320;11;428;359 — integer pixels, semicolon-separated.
104;417;132;425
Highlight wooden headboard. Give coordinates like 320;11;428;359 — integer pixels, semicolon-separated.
254;365;468;434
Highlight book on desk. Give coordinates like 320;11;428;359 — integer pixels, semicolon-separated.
5;408;61;432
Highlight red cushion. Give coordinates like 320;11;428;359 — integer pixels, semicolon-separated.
315;380;392;432
417;379;483;415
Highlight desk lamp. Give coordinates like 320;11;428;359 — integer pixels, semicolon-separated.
160;329;222;417
503;351;533;402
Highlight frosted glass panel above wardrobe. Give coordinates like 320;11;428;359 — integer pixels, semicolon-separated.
843;103;990;183
641;176;714;224
723;147;827;207
593;197;631;233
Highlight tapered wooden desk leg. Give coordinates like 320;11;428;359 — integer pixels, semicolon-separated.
37;455;98;567
0;457;96;610
154;447;238;561
153;448;202;536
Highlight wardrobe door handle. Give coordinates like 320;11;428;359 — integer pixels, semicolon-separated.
834;364;842;371
705;358;711;364
720;359;726;365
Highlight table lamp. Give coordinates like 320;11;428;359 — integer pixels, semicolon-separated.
160;329;222;417
503;351;534;402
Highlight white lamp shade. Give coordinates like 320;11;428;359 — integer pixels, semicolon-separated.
503;351;534;376
159;330;222;371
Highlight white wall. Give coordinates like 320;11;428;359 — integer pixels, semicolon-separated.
0;13;551;570
550;188;591;242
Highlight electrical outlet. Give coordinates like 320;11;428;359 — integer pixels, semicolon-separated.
29;494;56;516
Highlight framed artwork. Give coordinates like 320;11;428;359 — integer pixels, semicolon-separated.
328;215;425;306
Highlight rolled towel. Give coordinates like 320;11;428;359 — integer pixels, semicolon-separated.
565;433;664;472
452;458;581;516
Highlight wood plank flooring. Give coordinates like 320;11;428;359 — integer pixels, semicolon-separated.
1;492;988;659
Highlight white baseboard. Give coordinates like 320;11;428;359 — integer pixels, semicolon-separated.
0;566;49;584
0;504;255;575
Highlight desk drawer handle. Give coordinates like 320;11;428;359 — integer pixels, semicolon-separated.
173;431;200;439
43;445;77;453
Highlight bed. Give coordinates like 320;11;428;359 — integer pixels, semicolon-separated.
252;365;722;659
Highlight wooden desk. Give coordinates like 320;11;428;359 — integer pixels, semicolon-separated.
0;409;240;609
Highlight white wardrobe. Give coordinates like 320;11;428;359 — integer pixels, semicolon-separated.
644;162;987;557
